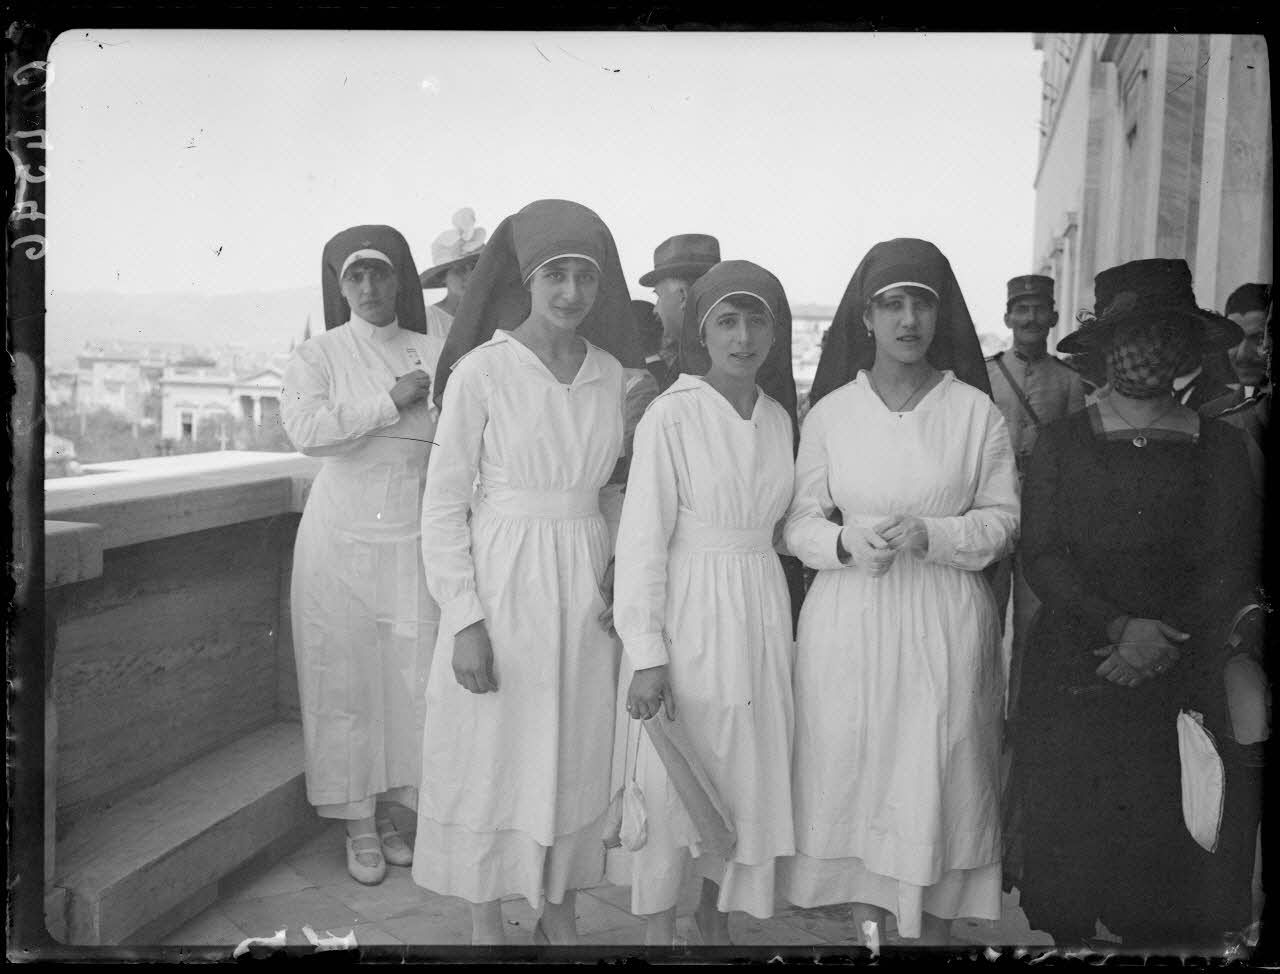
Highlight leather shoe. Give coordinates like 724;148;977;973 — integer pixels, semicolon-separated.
376;819;414;867
346;832;387;885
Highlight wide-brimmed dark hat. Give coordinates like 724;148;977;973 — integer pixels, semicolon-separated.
419;207;487;289
1058;258;1242;355
638;233;721;287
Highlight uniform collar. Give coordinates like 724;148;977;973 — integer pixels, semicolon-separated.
1011;346;1047;364
349;313;402;344
495;329;607;386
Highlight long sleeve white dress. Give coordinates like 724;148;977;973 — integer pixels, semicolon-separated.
282;315;445;818
781;371;1019;938
412;331;626;908
607;374;796;918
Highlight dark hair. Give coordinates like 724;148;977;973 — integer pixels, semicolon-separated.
1225;283;1270;317
716;293;771;316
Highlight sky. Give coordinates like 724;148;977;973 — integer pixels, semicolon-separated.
46;29;1043;337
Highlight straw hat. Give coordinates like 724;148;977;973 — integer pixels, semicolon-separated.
419;207;487;289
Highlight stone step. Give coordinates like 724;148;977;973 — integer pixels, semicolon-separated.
50;721;313;945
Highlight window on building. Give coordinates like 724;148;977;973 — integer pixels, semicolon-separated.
260;396;280;425
181;411;194;440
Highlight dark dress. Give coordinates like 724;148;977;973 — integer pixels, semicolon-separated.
1007;406;1262;948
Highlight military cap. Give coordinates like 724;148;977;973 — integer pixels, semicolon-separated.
1007;275;1055;304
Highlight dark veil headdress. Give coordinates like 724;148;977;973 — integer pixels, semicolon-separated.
321;225;428;333
432;199;641;405
676;259;799;447
808;238;990;406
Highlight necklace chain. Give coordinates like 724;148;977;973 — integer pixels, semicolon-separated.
872;370;934;412
1106;396;1180;447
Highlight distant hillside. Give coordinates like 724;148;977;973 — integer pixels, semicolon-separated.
46;287;325;365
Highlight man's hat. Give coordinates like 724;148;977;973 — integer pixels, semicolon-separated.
1058;258;1242;355
1007;274;1054;304
638;233;721;287
419;208;487;289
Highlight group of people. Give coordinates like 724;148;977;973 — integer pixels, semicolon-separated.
279;198;1269;952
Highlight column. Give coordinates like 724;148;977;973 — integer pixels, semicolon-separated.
1195;35;1272;309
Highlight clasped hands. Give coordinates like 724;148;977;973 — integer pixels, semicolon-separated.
1094;616;1190;688
841;515;929;576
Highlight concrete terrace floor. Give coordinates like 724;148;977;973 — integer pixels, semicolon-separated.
160;817;1056;956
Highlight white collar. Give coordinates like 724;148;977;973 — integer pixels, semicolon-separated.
1172;365;1203;391
349;313;401;344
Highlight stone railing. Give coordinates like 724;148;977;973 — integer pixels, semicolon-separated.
44;451;323;945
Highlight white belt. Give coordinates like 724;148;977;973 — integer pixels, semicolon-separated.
671;518;772;554
479;484;599;519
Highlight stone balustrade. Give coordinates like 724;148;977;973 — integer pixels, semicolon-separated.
43;451;325;945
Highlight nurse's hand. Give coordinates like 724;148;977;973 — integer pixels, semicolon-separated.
875;515;929;554
391;370;432;411
839;525;896;577
453;622;498;693
627;665;674;721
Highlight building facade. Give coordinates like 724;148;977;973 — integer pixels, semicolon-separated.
1032;34;1271;348
159;364;284;443
73;352;154;421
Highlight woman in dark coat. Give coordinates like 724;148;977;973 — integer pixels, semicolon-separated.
1008;259;1264;951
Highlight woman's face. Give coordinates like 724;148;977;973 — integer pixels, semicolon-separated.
703;297;774;380
864;286;938;366
1106;318;1189;397
340;259;399;326
528;257;599;331
444;259;476;303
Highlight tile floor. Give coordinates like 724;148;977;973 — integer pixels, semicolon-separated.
160;818;1057;955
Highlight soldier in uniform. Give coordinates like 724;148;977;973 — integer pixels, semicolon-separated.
985;274;1086;712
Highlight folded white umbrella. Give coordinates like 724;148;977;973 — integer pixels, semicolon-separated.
643;713;737;860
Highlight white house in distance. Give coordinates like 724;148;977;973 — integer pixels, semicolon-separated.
159;360;285;443
73;350;158;422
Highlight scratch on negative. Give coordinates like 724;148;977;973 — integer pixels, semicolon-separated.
1168;55;1211;95
556;44;620;73
534;43;550;62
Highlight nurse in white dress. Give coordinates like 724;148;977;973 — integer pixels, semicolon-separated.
282;225;444;887
613;261;799;945
783;238;1019;945
411;199;642;946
